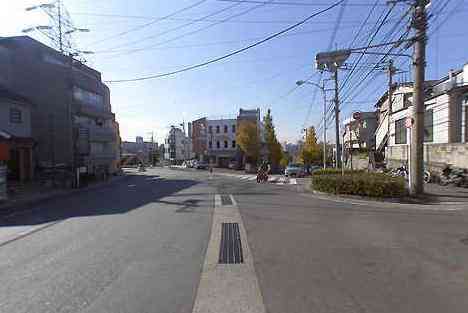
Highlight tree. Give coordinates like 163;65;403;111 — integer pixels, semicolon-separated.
280;151;290;168
236;121;260;163
263;109;283;168
300;126;321;166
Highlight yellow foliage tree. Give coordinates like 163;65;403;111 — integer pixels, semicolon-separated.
236;121;260;163
300;126;321;165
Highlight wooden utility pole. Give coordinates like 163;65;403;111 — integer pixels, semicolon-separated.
410;0;427;195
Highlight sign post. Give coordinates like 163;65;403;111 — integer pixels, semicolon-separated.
406;117;414;188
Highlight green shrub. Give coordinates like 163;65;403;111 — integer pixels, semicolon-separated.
312;168;365;176
311;172;407;198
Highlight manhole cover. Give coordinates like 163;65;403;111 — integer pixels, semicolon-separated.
219;223;244;264
460;237;468;245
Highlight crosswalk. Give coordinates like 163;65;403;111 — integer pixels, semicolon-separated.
216;173;298;185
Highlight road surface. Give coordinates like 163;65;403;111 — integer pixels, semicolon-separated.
1;167;468;313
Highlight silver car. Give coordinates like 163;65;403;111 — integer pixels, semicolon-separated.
284;164;305;177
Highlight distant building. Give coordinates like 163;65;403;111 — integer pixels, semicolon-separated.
121;136;157;165
164;126;191;163
190;108;266;168
206;118;238;167
343;111;377;149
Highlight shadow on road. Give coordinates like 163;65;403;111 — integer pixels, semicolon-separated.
0;173;199;227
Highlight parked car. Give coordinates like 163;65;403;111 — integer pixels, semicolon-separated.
195;162;209;170
228;160;241;170
284;163;305;177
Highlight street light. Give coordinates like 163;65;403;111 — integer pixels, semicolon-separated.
296;80;328;169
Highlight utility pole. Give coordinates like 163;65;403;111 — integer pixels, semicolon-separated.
334;68;341;168
410;0;427;195
387;59;397;135
322;81;327;169
57;0;63;53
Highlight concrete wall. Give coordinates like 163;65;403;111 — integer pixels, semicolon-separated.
0;98;31;137
387;143;468;172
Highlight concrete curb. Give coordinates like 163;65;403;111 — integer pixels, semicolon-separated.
303;184;468;208
0;174;130;215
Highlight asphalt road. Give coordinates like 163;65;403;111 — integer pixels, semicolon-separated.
2;167;468;313
0;168;214;313
212;173;468;313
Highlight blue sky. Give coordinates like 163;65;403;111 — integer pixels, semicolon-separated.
2;0;467;143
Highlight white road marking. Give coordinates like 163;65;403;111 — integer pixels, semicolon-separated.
192;194;266;313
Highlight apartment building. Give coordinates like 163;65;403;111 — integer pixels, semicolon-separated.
0;36;120;178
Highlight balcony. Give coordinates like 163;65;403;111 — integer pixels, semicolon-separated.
78;103;113;119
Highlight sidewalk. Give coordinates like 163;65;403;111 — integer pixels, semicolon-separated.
0;172;130;216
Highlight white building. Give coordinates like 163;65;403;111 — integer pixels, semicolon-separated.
374;63;468;171
164;126;192;163
206;119;238;167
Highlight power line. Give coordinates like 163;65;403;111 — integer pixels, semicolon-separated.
96;2;242;52
339;3;397;94
104;0;345;83
216;0;385;7
104;0;278;58
347;0;380;48
301;0;348;129
86;0;209;47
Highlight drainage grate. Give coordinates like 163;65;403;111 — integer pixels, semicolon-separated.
220;195;233;206
219;223;244;264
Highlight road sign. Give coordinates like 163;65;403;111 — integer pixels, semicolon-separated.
405;117;414;128
352;111;362;120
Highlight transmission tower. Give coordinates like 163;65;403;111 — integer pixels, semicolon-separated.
23;0;92;58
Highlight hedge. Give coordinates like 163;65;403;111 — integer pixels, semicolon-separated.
311;172;407;198
312;168;365;176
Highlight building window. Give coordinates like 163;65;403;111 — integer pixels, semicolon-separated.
224;141;228;148
209;126;213;133
209;141;212;149
224;125;228;133
424;109;433;142
216;125;220;133
395;118;407;144
73;86;104;109
232;140;236;148
9;108;22;123
216;141;220;149
232;125;236;133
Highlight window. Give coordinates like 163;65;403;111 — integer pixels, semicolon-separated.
209;126;213;133
224;141;228;148
9;108;22;123
424;109;433;142
73;86;104;109
209;141;212;149
224;125;228;133
395;118;407;144
216;125;220;133
216;141;220;149
232;125;236;133
232;140;236;148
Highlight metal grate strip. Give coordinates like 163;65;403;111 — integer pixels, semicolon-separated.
219;223;244;264
220;195;233;206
